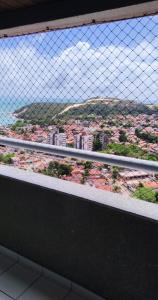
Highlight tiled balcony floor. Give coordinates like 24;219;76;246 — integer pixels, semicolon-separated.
0;246;103;300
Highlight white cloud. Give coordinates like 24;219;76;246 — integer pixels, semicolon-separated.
0;38;157;105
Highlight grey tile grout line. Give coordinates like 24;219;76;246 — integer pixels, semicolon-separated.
17;270;73;300
0;258;20;300
0;251;44;300
0;250;72;300
0;260;19;279
0;251;92;300
16;273;42;300
0;288;15;300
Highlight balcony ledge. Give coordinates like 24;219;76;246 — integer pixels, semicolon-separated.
0;164;158;299
0;164;157;221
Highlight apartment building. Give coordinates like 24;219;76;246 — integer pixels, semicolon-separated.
74;134;82;149
74;134;93;151
47;129;66;147
99;132;109;149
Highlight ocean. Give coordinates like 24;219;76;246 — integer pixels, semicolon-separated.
0;98;75;126
0;99;30;126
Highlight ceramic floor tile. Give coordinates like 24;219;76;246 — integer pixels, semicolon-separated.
0;263;40;299
0;254;16;275
0;291;13;300
18;276;69;300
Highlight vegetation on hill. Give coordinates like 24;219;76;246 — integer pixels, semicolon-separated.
63;100;158;118
14;99;158;123
135;128;158;143
14;102;69;124
11;120;28;132
102;143;158;161
119;130;127;143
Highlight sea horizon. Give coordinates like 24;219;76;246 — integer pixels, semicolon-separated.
0;98;75;126
0;96;156;126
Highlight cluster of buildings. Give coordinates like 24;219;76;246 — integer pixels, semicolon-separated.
0;112;157;198
45;123;110;151
46;127;107;151
47;129;94;151
110;114;158;153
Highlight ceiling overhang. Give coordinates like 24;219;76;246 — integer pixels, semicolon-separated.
0;0;157;36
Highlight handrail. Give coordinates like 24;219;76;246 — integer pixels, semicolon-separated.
0;136;158;173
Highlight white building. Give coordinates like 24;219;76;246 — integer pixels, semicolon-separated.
47;128;58;145
81;135;94;151
47;129;66;147
74;134;93;151
54;133;66;147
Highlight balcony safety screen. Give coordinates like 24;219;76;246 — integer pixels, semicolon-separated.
0;14;158;202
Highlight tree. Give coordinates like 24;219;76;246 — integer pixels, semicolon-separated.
112;166;119;183
138;182;144;188
59;127;65;133
11;120;26;131
93;135;102;151
83;169;89;177
0;131;5;135
84;161;92;170
80;175;86;184
31;127;36;133
68;143;74;148
42;161;72;178
113;185;121;193
133;187;157;203
119;130;127;143
135;128;158;144
123;122;132;128
155;174;158;180
0;153;14;164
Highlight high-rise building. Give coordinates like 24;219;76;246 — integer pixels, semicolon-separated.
47;129;66;147
54;133;66;147
47;128;58;145
81;135;94;151
99;133;109;150
74;134;93;151
74;134;82;149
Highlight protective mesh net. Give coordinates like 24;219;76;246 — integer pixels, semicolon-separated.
0;15;158;202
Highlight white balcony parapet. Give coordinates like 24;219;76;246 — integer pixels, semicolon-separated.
0;136;158;173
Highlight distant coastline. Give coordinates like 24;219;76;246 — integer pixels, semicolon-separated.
0;97;158;126
13;97;158;124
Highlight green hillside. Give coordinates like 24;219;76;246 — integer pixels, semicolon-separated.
14;98;158;124
14;102;69;124
63;99;157;118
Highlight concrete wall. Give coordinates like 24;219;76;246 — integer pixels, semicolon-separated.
0;166;158;300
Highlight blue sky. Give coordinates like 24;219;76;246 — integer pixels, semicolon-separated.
0;15;157;104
